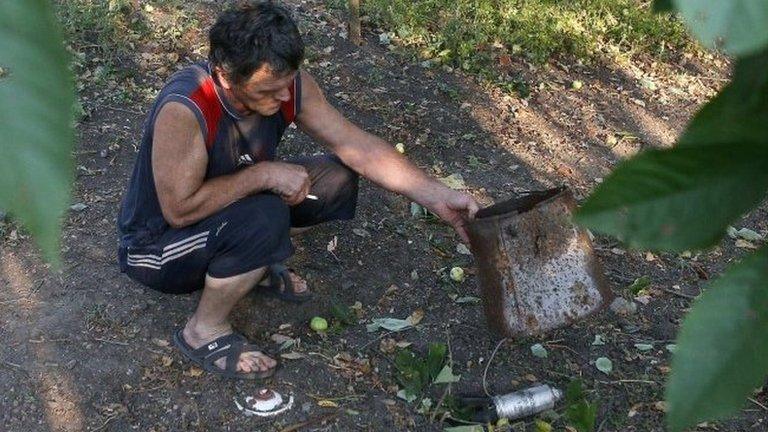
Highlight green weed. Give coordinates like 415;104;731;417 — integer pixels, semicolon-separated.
55;1;198;72
56;0;146;58
565;379;598;432
395;343;447;401
345;0;691;71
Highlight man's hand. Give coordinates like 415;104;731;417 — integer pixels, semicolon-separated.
424;188;480;244
260;161;311;206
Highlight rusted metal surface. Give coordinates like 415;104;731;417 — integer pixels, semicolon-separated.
467;187;612;337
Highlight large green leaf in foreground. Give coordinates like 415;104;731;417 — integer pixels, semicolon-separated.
576;49;768;251
0;0;75;264
677;49;768;148
574;143;768;251
666;247;768;431
674;0;768;56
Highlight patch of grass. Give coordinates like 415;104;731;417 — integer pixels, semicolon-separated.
356;0;691;70
56;0;147;60
55;1;198;72
55;0;200;108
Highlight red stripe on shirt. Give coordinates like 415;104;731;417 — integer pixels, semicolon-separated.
281;78;297;124
189;78;223;150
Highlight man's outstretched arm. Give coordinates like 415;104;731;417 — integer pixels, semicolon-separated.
295;71;479;241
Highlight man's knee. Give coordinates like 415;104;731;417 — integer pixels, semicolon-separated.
236;194;291;242
206;194;294;278
205;266;268;290
213;194;291;253
320;155;359;200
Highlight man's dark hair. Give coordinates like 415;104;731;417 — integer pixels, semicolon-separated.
209;1;304;84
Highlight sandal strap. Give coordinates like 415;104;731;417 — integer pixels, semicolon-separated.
190;332;246;360
224;339;245;374
269;264;295;295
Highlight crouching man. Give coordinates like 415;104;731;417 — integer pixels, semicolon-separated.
117;1;479;379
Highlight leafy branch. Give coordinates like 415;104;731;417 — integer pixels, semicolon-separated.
0;0;75;265
577;1;768;430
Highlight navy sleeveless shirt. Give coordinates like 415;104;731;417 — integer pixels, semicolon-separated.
118;63;302;248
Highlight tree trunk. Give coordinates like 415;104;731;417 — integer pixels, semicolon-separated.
348;0;362;46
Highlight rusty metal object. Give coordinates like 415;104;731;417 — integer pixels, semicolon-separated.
467;186;612;336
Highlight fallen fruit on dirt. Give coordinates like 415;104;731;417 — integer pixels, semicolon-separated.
450;266;465;282
571;80;584;90
310;316;328;332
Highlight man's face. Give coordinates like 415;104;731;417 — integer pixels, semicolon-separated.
218;64;296;116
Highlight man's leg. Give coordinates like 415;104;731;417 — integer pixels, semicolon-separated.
255;154;359;297
256;227;312;295
182;267;277;373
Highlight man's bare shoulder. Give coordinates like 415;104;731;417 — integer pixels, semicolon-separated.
296;70;336;126
155;101;199;129
299;70;328;106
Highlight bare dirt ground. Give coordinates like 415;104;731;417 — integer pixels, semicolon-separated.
2;1;767;431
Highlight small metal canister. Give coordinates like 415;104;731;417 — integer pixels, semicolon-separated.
492;384;563;420
467;186;612;336
460;384;564;423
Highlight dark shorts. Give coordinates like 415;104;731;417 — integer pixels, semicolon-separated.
118;154;358;294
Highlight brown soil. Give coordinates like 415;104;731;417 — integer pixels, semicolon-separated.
2;1;766;431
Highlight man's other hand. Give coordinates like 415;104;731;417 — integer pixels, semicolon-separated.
426;189;480;244
260;161;311;206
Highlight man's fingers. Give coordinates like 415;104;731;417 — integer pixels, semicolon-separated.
467;198;480;220
457;194;479;220
455;223;471;244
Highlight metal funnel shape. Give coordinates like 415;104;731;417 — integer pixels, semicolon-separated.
467;186;612;336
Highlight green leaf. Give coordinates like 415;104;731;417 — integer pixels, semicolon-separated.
426;343;447;380
574;144;768;251
366;318;413;332
395;344;448;397
433;364;461;384
394;349;424;397
0;0;75;265
673;0;768;56
666;247;768;431
591;334;606;346
728;227;764;242
410;202;426;218
677;50;768;149
530;343;548;358
534;419;553;432
627;276;651;295
330;300;356;326
653;0;675;13
595;357;613;375
565;380;597;432
396;388;418;403
444;426;483;432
